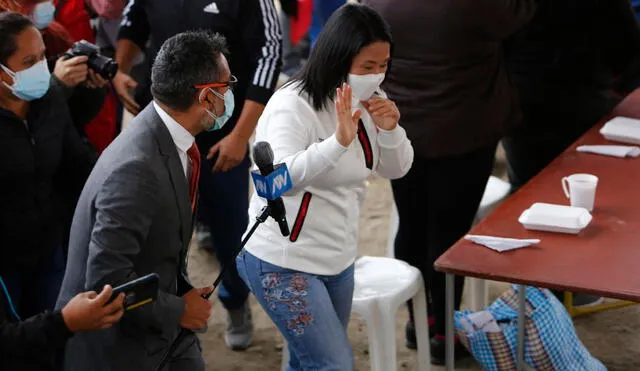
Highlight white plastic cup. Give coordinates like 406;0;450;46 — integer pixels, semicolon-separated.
561;174;599;212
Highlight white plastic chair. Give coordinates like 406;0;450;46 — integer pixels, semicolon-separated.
281;256;431;371
386;175;511;310
474;175;512;223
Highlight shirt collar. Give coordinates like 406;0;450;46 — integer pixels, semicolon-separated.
153;101;195;154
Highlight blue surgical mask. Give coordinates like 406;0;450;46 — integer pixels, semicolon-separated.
32;1;56;30
1;60;51;101
204;88;235;131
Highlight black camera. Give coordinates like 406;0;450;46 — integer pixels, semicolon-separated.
65;40;118;80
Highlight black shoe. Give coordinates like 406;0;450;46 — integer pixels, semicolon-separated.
429;336;471;366
405;320;435;350
573;294;604;308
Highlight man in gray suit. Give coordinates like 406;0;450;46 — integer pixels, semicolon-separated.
56;30;237;370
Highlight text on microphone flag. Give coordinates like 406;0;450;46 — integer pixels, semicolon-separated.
251;163;293;200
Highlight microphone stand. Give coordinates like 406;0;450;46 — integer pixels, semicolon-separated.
154;205;271;371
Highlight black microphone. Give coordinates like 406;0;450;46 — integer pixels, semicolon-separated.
253;142;290;236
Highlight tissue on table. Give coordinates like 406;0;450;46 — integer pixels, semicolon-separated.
465;235;540;252
600;117;640;145
577;145;640;158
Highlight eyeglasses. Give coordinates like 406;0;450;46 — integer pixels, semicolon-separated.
195;75;238;90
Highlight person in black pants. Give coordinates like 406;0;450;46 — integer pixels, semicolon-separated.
391;145;497;359
363;0;536;364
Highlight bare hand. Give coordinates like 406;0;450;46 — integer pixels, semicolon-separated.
180;287;213;330
360;97;400;131
207;133;247;173
84;70;109;89
113;70;140;115
54;55;89;88
335;83;362;147
61;285;125;332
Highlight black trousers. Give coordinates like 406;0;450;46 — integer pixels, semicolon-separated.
391;144;497;336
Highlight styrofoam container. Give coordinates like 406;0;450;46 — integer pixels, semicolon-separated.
600;117;640;145
518;203;592;234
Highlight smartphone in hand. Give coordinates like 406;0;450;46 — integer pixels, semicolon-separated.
107;273;159;311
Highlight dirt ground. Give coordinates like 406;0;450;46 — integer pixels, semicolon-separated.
187;175;640;370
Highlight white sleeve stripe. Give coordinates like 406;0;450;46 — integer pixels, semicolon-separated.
254;0;277;88
120;0;136;27
254;0;278;87
253;0;281;88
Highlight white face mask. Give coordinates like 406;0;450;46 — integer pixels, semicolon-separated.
347;73;385;101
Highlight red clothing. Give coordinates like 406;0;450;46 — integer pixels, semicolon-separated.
53;0;94;43
54;0;117;153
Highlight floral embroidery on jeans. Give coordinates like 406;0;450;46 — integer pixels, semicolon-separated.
261;272;281;290
287;312;314;335
287;274;309;296
262;273;314;336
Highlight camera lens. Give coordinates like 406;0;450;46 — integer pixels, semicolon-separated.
89;54;118;80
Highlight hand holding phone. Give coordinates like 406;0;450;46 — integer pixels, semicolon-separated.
107;273;159;311
63;285;125;332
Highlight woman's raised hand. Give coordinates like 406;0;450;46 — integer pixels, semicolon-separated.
335;83;362;147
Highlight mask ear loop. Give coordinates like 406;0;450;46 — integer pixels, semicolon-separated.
199;87;225;117
0;64;16;89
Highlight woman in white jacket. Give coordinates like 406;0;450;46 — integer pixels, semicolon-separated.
236;4;413;370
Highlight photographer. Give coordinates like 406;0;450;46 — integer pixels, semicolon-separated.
0;0;112;150
1;284;125;370
0;11;96;329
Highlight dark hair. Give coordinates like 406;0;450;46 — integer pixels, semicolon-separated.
0;12;34;65
151;30;229;111
291;4;393;110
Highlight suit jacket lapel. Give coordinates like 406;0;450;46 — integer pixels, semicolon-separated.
145;106;192;248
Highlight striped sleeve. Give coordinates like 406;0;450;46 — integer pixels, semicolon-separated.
117;0;150;50
241;0;283;105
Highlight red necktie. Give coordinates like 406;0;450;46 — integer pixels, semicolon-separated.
187;143;201;212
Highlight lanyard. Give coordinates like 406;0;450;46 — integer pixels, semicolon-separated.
0;276;21;321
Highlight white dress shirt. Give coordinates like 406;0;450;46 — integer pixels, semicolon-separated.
153;102;195;178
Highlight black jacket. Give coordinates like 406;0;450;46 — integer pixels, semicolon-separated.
118;0;282;153
46;57;108;137
0;290;73;370
364;0;536;158
0;84;95;274
505;0;640;116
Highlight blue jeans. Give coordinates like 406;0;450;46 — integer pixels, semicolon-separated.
198;154;251;310
236;251;354;370
1;246;65;319
309;0;345;47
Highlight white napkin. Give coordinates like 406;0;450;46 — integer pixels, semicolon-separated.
465;235;540;252
577;145;640;158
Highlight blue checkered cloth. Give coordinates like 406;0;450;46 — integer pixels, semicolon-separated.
455;285;607;370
